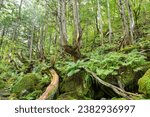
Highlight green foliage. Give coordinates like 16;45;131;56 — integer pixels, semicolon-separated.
22;90;42;100
0;0;150;100
65;60;85;77
33;62;49;73
11;73;39;94
61;50;148;80
138;69;150;97
0;79;5;89
89;50;148;79
36;74;50;89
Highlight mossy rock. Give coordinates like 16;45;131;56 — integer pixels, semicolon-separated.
11;73;39;94
57;92;77;100
120;69;134;87
60;72;92;98
138;69;150;97
57;92;91;100
0;79;5;89
22;90;42;100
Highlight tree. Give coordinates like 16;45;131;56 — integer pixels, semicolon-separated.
107;0;112;43
97;0;104;45
57;0;82;61
117;0;135;48
58;0;68;47
72;0;82;59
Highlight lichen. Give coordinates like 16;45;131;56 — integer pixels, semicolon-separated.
138;69;150;97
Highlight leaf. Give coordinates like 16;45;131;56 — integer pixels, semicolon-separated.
67;69;80;77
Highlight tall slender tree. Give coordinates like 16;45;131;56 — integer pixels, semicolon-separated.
72;0;82;59
107;0;112;43
58;0;68;47
97;0;104;45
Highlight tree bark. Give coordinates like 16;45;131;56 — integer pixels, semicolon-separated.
97;0;104;46
29;26;34;62
0;0;4;10
58;0;82;61
58;0;68;46
0;26;5;47
118;0;135;47
72;0;82;60
125;0;135;44
12;0;23;41
107;0;112;43
39;23;45;61
118;0;130;46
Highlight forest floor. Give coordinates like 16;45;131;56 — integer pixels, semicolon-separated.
0;34;150;100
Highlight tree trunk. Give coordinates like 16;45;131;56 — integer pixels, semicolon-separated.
0;26;5;47
125;0;135;44
72;0;82;60
58;0;68;46
107;0;112;43
118;0;130;46
0;0;4;10
58;0;81;61
29;26;34;62
97;0;104;46
12;0;23;41
19;0;23;20
39;24;45;61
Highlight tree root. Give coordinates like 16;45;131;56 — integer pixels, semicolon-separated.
84;68;141;99
38;69;59;100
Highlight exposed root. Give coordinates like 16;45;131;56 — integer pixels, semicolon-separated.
84;68;141;99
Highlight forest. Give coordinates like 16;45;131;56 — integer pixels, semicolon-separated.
0;0;150;100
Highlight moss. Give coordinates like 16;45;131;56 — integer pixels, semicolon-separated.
131;95;144;100
111;97;127;100
57;92;77;100
0;79;5;89
11;73;39;94
36;75;50;89
22;90;42;100
61;71;92;98
138;69;150;97
8;93;18;100
120;69;134;87
120;45;139;53
57;92;91;100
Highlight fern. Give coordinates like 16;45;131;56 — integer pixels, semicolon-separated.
56;50;148;80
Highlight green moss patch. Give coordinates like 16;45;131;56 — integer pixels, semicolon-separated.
11;73;39;94
138;69;150;97
0;79;5;89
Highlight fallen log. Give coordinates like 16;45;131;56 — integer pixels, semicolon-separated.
38;69;59;100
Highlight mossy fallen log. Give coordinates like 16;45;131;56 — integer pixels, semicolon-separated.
38;69;59;100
